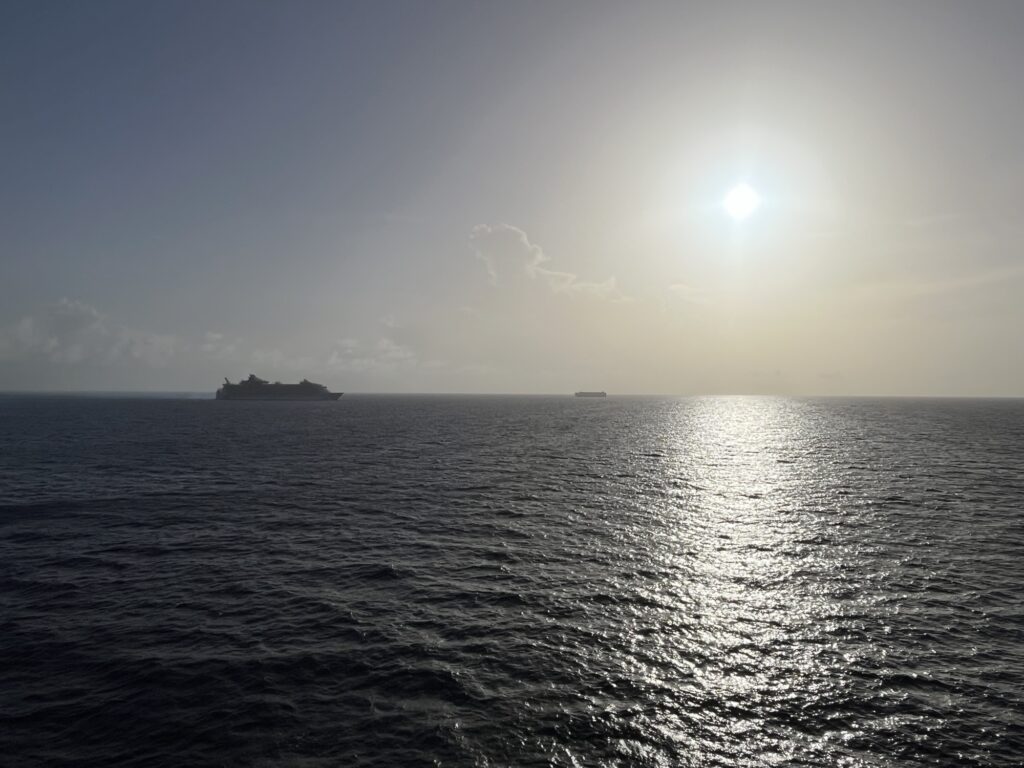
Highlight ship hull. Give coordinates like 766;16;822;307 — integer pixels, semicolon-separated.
216;392;342;401
217;376;342;400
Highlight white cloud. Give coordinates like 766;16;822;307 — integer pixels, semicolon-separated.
250;348;314;372
855;262;1024;303
327;336;418;373
0;299;179;367
469;223;628;300
552;275;625;300
470;223;545;284
200;331;241;360
108;329;179;367
668;283;714;306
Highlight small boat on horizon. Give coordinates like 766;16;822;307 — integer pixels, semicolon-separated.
574;391;607;398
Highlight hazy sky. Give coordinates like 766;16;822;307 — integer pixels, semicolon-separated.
2;1;1023;394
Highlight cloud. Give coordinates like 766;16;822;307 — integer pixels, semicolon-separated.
858;262;1024;302
470;223;546;284
327;336;418;373
250;348;314;372
559;276;625;300
0;299;178;367
668;283;715;306
200;331;241;360
470;223;628;300
108;329;179;367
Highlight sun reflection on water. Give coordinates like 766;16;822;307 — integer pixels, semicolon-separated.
654;397;868;763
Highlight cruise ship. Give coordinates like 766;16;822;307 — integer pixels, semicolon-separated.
216;375;342;401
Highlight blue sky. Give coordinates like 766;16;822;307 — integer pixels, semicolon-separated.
2;1;1023;394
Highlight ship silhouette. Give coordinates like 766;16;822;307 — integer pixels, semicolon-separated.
216;374;342;401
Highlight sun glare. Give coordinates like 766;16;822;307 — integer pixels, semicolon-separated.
723;183;761;220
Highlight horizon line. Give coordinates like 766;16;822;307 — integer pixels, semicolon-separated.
2;390;1023;400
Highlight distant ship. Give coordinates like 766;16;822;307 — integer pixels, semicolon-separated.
574;391;607;398
216;375;342;401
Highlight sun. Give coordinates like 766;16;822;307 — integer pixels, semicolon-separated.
723;183;761;220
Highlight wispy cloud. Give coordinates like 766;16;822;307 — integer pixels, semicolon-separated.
250;348;315;372
326;336;418;373
470;223;628;301
668;283;715;306
856;262;1024;302
200;331;241;360
0;299;178;367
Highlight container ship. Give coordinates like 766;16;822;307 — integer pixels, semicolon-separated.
216;375;342;401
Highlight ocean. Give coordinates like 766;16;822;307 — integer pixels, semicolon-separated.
1;395;1022;767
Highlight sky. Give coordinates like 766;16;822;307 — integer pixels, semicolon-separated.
2;0;1023;395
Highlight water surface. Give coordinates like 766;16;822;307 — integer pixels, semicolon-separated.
1;396;1022;766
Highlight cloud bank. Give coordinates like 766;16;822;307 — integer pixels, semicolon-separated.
0;299;178;367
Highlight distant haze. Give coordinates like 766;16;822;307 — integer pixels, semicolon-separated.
2;1;1023;395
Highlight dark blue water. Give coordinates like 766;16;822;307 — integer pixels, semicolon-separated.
2;395;1023;767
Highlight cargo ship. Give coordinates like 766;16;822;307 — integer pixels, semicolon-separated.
216;375;342;401
574;391;607;398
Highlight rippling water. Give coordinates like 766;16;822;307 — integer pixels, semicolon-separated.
2;395;1023;767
